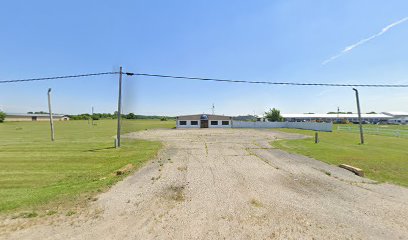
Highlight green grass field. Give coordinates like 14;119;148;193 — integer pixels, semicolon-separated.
0;119;175;214
272;127;408;187
336;124;408;138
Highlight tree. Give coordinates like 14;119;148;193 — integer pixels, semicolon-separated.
0;111;5;123
91;115;100;120
126;113;136;119
265;108;283;122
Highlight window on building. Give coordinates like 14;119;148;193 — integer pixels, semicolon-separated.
179;121;187;125
222;121;229;125
191;121;198;125
210;121;218;125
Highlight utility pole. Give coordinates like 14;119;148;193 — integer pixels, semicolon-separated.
212;103;215;115
116;66;123;148
91;106;94;126
47;88;55;141
353;88;364;144
337;106;340;123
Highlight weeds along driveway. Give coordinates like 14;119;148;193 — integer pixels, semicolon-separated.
3;128;408;240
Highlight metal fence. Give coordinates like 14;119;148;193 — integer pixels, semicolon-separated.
337;125;408;138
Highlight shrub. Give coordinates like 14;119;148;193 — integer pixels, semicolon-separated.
264;108;283;122
0;111;5;123
91;115;100;120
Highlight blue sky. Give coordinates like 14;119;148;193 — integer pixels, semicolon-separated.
1;0;408;116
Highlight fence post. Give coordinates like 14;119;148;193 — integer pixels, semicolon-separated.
315;132;319;143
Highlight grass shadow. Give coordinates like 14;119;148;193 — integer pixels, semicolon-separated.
85;146;116;152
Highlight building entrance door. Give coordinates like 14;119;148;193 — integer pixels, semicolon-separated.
200;120;208;128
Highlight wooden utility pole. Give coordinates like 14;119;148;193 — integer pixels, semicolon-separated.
116;66;123;148
48;88;55;141
353;88;364;144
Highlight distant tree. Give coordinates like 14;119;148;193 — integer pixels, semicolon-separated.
91;115;100;120
160;117;168;121
126;113;136;119
265;108;283;122
367;111;377;114
233;115;257;122
327;111;347;114
0;111;5;123
27;111;33;114
67;112;175;121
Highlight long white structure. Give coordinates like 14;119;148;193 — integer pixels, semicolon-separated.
279;113;391;123
255;112;408;124
383;112;408;124
275;112;408;124
5;113;69;122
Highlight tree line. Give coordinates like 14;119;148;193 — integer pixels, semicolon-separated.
68;112;175;121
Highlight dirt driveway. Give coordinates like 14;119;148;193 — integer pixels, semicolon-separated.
2;129;408;239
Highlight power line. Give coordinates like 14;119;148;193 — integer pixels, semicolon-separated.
0;72;119;84
1;70;408;88
125;72;408;88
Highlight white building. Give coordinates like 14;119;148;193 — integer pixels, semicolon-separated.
257;111;408;124
383;112;408;124
280;113;391;124
176;114;232;128
5;113;70;122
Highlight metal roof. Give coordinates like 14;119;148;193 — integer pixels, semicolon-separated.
381;112;408;117
281;113;391;119
177;114;231;121
6;113;67;117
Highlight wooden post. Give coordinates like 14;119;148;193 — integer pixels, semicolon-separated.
91;106;94;126
353;88;364;144
315;131;319;143
116;66;123;148
48;88;55;141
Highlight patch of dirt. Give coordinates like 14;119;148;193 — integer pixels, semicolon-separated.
162;185;186;202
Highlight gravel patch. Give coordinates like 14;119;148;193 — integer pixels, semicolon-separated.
2;128;408;239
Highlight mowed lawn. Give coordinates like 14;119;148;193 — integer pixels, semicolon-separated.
0;119;175;213
272;127;408;187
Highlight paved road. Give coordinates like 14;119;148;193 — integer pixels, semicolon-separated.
2;129;408;239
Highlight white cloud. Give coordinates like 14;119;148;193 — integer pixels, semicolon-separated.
322;17;408;65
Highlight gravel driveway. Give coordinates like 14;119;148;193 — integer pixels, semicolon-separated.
2;129;408;239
